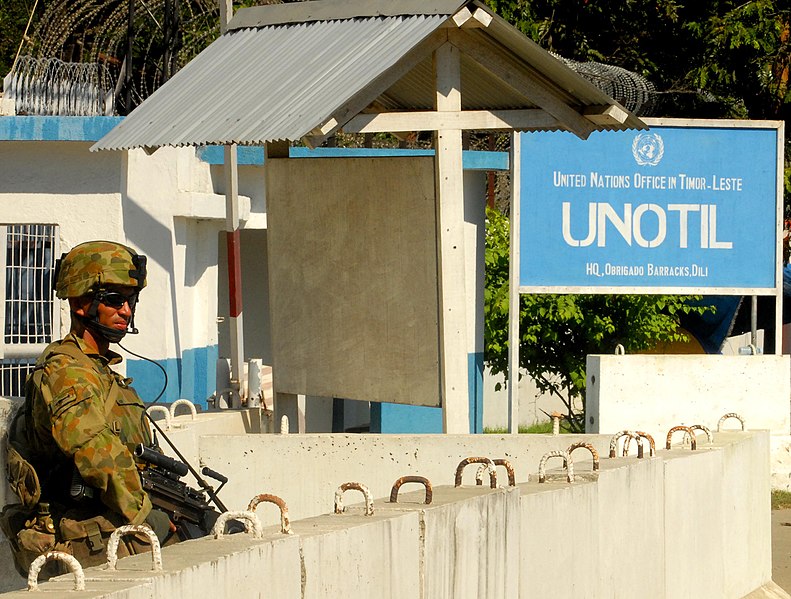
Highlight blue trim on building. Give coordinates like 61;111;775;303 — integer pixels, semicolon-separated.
0;115;511;169
370;352;484;434
126;345;218;410
0;116;124;141
0;116;509;171
197;145;509;171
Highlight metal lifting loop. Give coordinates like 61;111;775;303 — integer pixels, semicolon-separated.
389;476;433;504
609;430;643;458
107;524;162;571
170;398;197;420
334;482;374;516
454;457;497;488
538;450;574;483
247;494;292;534
623;431;656;457
493;459;516;485
567;442;600;471
213;510;265;539
666;426;696;450
28;551;85;591
684;424;713;445
717;413;745;432
146;405;172;430
475;459;516;486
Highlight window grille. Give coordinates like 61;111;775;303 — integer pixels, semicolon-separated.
0;225;59;397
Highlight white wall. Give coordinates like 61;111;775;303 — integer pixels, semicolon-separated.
0;133;255;401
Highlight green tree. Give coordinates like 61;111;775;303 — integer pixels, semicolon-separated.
0;0;44;77
484;208;711;432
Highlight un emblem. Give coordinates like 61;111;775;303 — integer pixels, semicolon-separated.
632;132;664;166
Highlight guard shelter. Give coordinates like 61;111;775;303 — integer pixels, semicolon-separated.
92;0;645;433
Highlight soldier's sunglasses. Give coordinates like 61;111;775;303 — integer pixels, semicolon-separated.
94;290;138;310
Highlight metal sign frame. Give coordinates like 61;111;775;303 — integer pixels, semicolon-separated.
517;118;784;296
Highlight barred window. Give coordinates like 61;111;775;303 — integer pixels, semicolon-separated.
0;225;59;397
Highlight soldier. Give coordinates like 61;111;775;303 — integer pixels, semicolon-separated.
1;240;172;575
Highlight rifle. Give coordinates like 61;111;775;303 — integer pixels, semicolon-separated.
134;444;229;540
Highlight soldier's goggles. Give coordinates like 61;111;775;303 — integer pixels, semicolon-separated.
94;290;138;310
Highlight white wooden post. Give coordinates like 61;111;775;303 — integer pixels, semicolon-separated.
434;41;470;433
508;132;521;433
219;0;232;34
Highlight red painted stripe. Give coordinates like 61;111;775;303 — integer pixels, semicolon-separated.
226;230;243;317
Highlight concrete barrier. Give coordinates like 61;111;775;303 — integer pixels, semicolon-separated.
585;354;791;435
0;430;779;599
197;431;614;527
375;486;521;598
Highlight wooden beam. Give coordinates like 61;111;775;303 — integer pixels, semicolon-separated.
448;29;597;139
343;108;560;133
450;5;493;28
471;7;493;27
584;104;629;125
451;6;473;27
303;29;448;148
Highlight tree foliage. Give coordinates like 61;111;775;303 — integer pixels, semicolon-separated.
0;0;45;77
483;0;791;202
484;208;712;431
480;1;790;428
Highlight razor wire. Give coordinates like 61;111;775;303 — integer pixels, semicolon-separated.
555;54;657;116
3;55;115;116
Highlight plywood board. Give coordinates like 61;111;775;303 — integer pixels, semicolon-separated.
266;156;440;406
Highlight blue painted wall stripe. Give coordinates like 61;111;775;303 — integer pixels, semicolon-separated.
0;116;124;141
370;352;484;434
197;145;509;171
126;345;218;410
0;116;509;170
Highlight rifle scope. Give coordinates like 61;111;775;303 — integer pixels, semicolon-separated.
135;444;189;477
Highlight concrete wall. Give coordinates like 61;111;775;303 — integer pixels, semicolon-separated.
197;429;614;524
586;354;791;435
0;429;776;598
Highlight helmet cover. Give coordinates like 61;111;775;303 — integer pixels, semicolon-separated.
55;240;147;299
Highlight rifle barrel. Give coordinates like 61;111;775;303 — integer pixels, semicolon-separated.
135;444;189;477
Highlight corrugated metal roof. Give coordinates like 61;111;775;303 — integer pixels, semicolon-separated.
93;0;644;152
94;14;448;150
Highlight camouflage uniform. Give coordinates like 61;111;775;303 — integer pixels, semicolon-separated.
1;241;171;575
16;331;153;524
6;240;152;523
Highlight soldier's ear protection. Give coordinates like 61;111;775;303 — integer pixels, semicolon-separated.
129;254;147;287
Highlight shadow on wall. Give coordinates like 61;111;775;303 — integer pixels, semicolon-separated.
0;143;121;194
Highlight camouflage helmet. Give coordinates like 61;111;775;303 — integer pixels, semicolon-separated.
54;240;147;299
